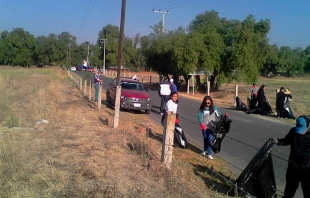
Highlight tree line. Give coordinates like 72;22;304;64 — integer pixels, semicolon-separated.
0;10;309;89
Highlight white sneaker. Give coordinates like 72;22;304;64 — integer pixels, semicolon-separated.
200;151;207;156
160;113;164;115
206;155;214;160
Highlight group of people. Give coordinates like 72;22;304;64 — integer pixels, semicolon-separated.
251;83;309;197
159;76;225;160
158;76;178;116
251;83;293;118
98;72;309;197
250;83;268;112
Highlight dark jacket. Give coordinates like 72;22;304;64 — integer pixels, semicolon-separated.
276;91;285;104
257;88;266;103
278;128;310;171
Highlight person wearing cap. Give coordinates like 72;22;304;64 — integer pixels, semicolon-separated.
276;87;285;118
169;78;177;93
270;115;310;198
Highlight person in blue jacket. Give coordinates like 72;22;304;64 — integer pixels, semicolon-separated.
198;95;222;159
169;78;177;93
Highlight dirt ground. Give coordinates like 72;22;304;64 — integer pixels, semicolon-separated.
0;67;236;198
5;67;304;197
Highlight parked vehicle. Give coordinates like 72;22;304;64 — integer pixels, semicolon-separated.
106;77;151;114
88;67;94;72
71;66;76;71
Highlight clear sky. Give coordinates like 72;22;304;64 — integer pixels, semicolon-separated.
0;0;309;49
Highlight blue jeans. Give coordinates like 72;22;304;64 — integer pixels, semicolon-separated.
202;129;213;155
94;84;99;102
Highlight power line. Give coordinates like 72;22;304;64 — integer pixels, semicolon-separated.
152;9;169;33
77;0;96;41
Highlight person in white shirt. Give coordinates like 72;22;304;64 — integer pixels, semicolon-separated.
166;92;178;113
161;92;179;124
158;77;171;115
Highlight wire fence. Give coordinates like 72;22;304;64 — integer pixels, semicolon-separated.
67;70;286;198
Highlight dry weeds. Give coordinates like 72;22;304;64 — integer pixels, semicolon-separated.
0;67;235;198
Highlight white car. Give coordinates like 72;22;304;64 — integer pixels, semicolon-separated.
71;67;76;71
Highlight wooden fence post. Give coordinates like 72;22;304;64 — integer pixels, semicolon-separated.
161;111;176;170
88;80;92;101
84;80;87;96
79;78;83;91
141;75;144;83
234;85;238;105
150;76;152;83
207;81;210;96
98;84;102;109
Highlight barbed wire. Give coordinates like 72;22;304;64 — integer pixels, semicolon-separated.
68;71;284;198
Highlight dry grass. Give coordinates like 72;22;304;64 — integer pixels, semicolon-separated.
0;66;235;198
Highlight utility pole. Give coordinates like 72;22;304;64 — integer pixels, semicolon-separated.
99;38;107;74
113;0;127;128
153;9;169;33
86;44;90;67
67;44;71;67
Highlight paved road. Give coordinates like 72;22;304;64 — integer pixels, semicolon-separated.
74;71;302;197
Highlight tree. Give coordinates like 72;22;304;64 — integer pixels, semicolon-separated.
0;31;10;65
1;28;36;66
189;11;226;90
229;16;270;84
278;46;307;76
188;12;270;89
263;44;280;75
305;45;310;73
98;24;120;66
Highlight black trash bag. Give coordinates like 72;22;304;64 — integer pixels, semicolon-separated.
263;100;273;113
174;123;188;148
247;97;259;114
236;96;247;111
283;102;295;119
235;139;277;198
208;115;232;153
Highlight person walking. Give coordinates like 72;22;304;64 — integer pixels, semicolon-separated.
170;78;177;93
198;96;222;160
158;77;171;115
276;87;285;118
271;115;310;198
257;84;266;111
94;70;102;102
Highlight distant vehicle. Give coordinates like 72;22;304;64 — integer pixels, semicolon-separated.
106;77;151;114
71;66;76;71
88;67;94;72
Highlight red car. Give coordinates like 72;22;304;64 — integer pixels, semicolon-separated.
88;67;94;72
106;78;151;114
